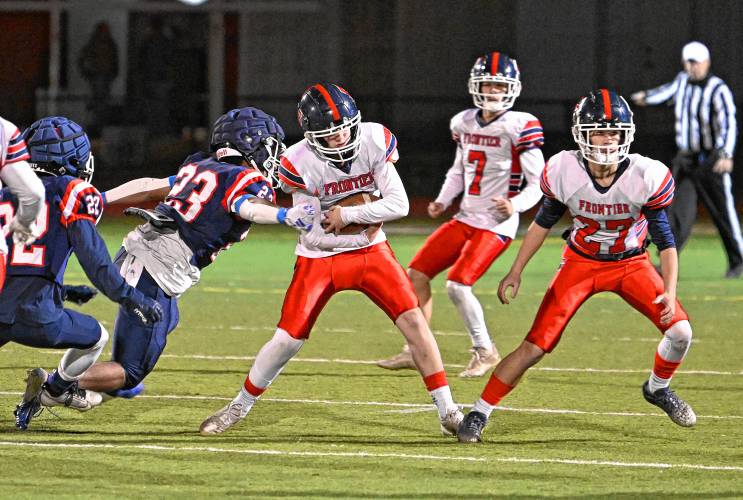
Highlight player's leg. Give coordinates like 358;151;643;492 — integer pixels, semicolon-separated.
200;256;333;435
378;220;467;370
78;255;179;398
359;243;463;435
447;231;512;377
458;253;596;442
617;257;696;426
13;310;108;429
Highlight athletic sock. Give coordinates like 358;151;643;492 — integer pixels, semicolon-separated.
473;373;515;418
232;383;261;417
446;280;493;350
423;371;456;418
647;320;691;392
45;370;74;397
648;353;681;392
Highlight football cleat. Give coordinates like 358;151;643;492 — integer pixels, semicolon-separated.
199;401;247;435
14;368;48;430
376;345;416;370
458;346;501;378
457;410;488;443
40;381;102;411
642;382;696;427
439;407;464;436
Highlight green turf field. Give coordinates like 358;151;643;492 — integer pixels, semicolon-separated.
1;219;742;498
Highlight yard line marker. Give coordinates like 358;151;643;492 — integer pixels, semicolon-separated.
1;392;738;420
0;441;740;471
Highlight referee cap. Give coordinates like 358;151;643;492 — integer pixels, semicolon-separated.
682;41;710;62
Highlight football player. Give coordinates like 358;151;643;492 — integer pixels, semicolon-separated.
0;116;45;291
377;52;545;377
457;90;696;443
200;83;464;437
5;116;163;430
29;107;315;405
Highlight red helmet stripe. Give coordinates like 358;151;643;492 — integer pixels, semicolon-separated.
601;89;613;120
490;52;500;75
313;84;341;121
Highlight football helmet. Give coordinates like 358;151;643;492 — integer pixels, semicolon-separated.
468;52;521;112
297;83;361;164
211;107;286;187
572;89;635;165
23;116;94;182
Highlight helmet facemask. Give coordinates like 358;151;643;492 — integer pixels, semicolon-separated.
572;123;635;165
249;136;285;188
304;111;362;164
468;75;521;112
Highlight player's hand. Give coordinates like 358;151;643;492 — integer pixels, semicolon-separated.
9;218;41;247
427;202;445;218
282;203;315;231
653;292;676;325
63;285;98;305
122;290;164;326
497;271;521;304
713;157;733;174
322;206;347;234
630;91;647;106
490;196;514;221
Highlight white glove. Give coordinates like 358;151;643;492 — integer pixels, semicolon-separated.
9;218;41;246
279;203;316;231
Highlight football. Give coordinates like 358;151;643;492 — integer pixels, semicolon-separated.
322;192;382;235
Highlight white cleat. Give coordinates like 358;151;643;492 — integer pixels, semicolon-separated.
40;383;102;411
439;407;464;436
458;346;501;378
22;368;49;404
200;401;247;435
376;344;417;370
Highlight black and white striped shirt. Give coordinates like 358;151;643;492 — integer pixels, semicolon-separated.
645;71;737;156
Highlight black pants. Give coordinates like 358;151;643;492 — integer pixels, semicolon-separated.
668;150;743;271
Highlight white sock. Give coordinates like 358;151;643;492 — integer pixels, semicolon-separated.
472;398;496;418
446;280;493;350
248;328;305;389
429;385;456;419
232;387;260;417
57;324;109;380
647;373;671;393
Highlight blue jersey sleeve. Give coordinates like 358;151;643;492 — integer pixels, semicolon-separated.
222;168;276;214
67;219;131;302
535;197;568;229
59;179;104;227
642;207;676;251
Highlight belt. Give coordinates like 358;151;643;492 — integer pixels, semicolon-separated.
568;242;645;262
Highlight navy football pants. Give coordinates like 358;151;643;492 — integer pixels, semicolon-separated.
0;308;101;350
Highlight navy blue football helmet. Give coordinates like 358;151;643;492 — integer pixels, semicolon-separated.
297;83;361;164
469;52;521;112
23;116;94;182
211;107;286;186
572;89;635;164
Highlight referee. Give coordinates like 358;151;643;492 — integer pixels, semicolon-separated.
632;41;742;278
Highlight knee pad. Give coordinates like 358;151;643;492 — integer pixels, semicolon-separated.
95;323;110;350
664;319;692;349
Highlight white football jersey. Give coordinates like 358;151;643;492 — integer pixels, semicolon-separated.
437;108;545;238
279;121;401;258
0;117;29;172
541;150;675;258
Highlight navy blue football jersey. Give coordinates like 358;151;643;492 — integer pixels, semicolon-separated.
156;152;276;269
0;175;131;324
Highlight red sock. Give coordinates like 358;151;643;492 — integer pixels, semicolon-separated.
423;371;448;391
653;352;681;379
244;377;266;397
481;374;515;406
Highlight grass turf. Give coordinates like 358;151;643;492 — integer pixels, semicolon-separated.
1;219;742;498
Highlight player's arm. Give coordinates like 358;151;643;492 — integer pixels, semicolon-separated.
498;197;567;305
494;121;546;218
632;72;684;107
643;206;678;324
0;160;45;244
430;148;465;217
103;177;173;206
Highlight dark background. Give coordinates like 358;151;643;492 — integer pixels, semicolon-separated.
1;0;741;202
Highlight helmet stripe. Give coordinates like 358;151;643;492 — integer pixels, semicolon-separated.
601;89;613;120
313;84;341;121
490;52;501;75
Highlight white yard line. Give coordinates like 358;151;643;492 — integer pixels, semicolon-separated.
0;392;739;420
0;441;739;472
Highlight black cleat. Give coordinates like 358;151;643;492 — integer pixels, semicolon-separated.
642;381;696;427
457;410;488;443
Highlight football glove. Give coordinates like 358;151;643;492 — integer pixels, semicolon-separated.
9;218;41;247
121;289;164;326
277;203;315;231
63;285;98;305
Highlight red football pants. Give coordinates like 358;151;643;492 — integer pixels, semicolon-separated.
278;242;419;339
408;219;511;285
526;246;689;352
